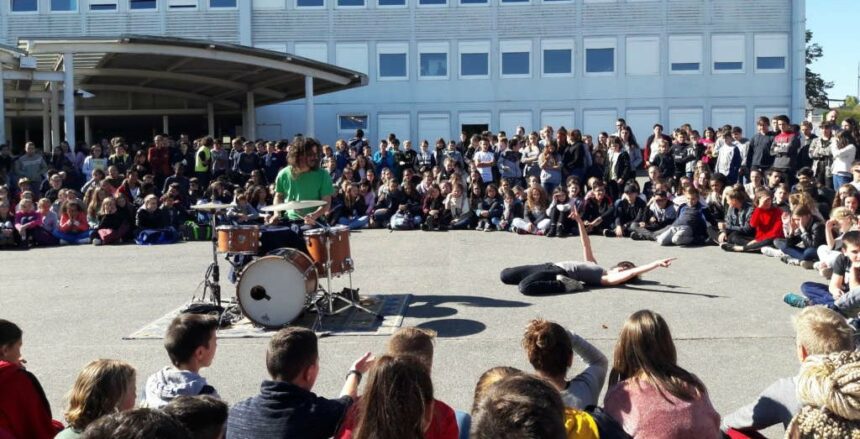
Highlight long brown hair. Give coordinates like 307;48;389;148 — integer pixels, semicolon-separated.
64;359;136;430
287;136;321;175
609;310;706;402
354;355;434;439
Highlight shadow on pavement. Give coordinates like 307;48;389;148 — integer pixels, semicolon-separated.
406;294;531;318
417;318;487;338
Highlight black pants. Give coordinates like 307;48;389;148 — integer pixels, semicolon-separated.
500;263;567;295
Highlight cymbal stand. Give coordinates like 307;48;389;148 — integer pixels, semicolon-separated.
200;210;222;307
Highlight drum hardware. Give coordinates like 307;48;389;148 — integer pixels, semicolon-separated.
189;203;233;308
259;200;327;213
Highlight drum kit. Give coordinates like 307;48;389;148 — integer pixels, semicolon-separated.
190;200;379;331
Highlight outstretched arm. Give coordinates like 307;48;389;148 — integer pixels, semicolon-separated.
601;258;676;286
570;205;597;264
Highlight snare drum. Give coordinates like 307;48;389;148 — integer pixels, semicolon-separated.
216;225;260;255
304;225;353;276
236;248;318;328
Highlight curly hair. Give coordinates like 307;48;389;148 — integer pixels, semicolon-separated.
788;351;860;438
287;136;321;173
522;319;572;378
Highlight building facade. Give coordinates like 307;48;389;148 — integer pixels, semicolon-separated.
1;0;806;145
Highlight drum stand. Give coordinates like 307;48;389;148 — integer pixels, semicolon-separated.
311;223;381;331
201;212;222;307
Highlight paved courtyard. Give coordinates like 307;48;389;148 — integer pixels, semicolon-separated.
1;230;810;438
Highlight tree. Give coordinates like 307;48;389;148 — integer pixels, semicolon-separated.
806;30;833;109
845;95;859;109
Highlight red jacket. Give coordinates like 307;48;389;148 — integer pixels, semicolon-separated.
0;361;61;439
750;206;785;242
336;399;458;439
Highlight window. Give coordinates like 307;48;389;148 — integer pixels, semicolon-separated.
10;0;37;12
541;110;574;132
418;42;448;79
338;0;364;6
583;109;617;137
626;36;659;75
296;0;323;6
499;111;532;135
254;43;287;53
712;108;747;133
335;43;368;75
339;115;368;131
501;0;529;3
460;0;487;5
130;0;157;9
51;0;76;11
711;34;744;73
418;0;446;5
377;42;408;80
500;40;530;77
669;108;703;133
418;113;451;144
378;0;405;6
379;114;411;142
459;41;490;79
252;0;283;8
584;37;615;75
294;42;327;63
755;34;787;72
168;0;197;8
669;35;702;73
210;0;236;7
625;109;660;141
89;0;117;10
541;39;573;76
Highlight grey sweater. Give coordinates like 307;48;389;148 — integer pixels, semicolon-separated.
561;331;609;409
721;375;799;432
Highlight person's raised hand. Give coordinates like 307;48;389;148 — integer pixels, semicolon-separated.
568;204;582;221
656;257;677;268
351;352;376;374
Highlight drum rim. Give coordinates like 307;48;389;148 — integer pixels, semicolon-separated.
235;252;319;329
216;225;261;231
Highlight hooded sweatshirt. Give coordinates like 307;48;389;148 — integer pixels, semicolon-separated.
143;366;219;408
0;361;59;439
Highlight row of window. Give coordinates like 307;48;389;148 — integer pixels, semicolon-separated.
8;0;234;12
263;34;787;81
328;106;788;144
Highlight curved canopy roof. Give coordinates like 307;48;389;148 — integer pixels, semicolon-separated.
5;35;367;113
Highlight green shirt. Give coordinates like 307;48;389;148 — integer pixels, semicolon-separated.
274;166;334;220
195;146;212;173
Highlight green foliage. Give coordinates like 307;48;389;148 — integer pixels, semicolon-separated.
806;30;833;109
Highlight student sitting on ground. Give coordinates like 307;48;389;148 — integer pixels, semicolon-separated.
54;199;92;245
710;186;753;245
80;408;190;439
604;310;720;438
163;396;228;439
606;183;647;238
722;306;854;437
774;205;826;268
93;197;133;246
57;359;137;438
135;194;179;244
144;314;219;408
815;206;855;278
227;327;375;439
783;230;860;311
655;186;715;246
521;319;607;409
784;351;860;438
226;192;260;225
501;205;676;295
0;319;62;439
720;188;785;255
338;327;458;439
630;190;677;241
580;181;613;235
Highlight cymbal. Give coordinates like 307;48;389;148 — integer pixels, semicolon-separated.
260;200;327;212
191;202;232;211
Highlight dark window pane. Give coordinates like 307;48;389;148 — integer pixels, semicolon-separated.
461;53;488;76
339;116;368;131
714;61;743;71
11;0;37;11
502;52;529;75
585;48;614;73
379;53;407;77
378;0;405;5
420;53;447;77
460;0;487;4
90;3;117;9
757;56;785;70
297;0;324;6
130;0;157;8
671;62;699;71
339;0;364;5
210;0;235;6
51;0;76;11
501;0;528;3
543;49;571;74
419;0;446;4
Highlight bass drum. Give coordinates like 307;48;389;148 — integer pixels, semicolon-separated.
236;248;318;328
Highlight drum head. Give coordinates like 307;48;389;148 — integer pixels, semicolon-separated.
236;255;312;328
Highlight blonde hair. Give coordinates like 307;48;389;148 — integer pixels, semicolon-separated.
470;366;522;414
64;359;136;430
793;307;854;356
386;327;437;371
788;351;860;438
830;206;855;222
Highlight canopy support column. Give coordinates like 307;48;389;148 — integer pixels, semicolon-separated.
50;84;60;148
305;75;314;138
207;102;215;137
42;99;50;152
0;63;5;145
84;116;92;146
63;52;76;150
162;115;169;135
245;91;256;140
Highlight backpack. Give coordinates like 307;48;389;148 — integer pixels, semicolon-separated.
389;212;414;230
585;405;632;439
180;220;212;241
135;229;179;245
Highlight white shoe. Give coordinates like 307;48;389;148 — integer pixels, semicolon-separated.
556;274;584;293
92;238;103;246
761;246;784;258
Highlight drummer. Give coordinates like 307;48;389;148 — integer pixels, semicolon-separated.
264;136;334;254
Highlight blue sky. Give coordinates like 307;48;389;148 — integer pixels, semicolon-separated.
807;1;860;102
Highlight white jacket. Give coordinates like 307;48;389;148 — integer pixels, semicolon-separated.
830;143;856;175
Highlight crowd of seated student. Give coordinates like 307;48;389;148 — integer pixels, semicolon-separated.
3;304;860;439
